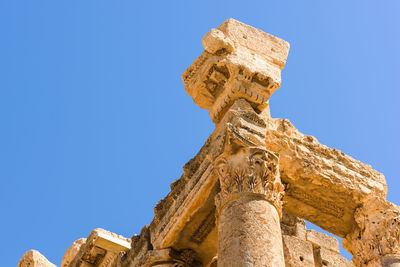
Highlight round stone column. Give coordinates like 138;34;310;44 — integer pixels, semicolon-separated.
214;146;285;267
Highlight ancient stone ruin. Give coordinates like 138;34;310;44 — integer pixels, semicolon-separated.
18;19;400;267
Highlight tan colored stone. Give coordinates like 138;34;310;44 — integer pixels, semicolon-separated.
265;118;387;236
306;229;340;254
343;197;400;267
69;228;130;267
182;18;289;122
214;146;284;215
17;250;56;267
281;211;307;240
282;235;315;267
20;18;399;267
202;28;234;54
61;238;86;267
218;196;285;267
215;145;285;267
317;247;353;267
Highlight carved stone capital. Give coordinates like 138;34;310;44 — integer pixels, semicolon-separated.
343;197;400;266
214;146;284;216
182;18;289;123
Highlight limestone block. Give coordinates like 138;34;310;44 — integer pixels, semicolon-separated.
17;250;56;267
61;238;86;267
265;118;387;236
69;228;130;267
282;235;315;267
343;197;400;267
318;247;353;267
202;29;234;54
306;229;340;253
183;18;290;122
149;99;269;265
281;211;307;239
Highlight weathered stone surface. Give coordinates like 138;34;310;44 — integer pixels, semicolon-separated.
317;247;353;267
282;235;314;267
61;238;86;267
17;250;56;267
18;18;398;267
343;197;400;267
183;18;289;122
215;144;285;266
218;196;285;267
265;118;387;236
214;146;284;216
281;211;307;240
306;229;340;254
69;228;130;267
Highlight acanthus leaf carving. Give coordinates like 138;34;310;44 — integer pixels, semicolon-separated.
214;146;284;217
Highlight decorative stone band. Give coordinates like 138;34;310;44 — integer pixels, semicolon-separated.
138;248;202;267
68;228;131;267
182;18;289;123
214;146;284;217
343;197;400;267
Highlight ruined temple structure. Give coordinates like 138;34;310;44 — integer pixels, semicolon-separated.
18;19;400;267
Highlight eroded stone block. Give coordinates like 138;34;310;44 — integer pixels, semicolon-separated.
265;118;387;236
69;228;130;267
183;18;290;122
343;197;400;267
281;211;307;240
61;238;86;267
282;235;315;267
306;229;340;254
318;247;353;267
17;250;56;267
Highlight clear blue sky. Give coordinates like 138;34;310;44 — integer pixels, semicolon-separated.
1;1;399;266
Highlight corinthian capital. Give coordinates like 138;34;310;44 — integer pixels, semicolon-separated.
214;146;284;216
343;197;400;266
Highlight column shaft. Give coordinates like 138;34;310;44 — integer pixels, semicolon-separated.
218;195;284;267
214;146;285;267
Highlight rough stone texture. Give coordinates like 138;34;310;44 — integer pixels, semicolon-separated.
214;144;285;267
281;211;307;240
265;118;387;236
280;211;353;267
17;250;56;267
214;146;284;216
218;196;285;267
282;235;314;267
317;247;353;267
61;238;86;267
68;228;130;267
306;229;340;254
148;99;270;265
17;18;398;267
183;18;289;123
343;197;400;267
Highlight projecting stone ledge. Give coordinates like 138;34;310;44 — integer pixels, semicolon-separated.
67;228;131;267
183;18;289;123
265;118;387;236
121;99;387;265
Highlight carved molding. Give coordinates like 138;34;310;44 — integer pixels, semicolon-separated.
214;146;284;216
182;18;289;123
190;208;216;244
343;197;400;266
287;188;345;218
